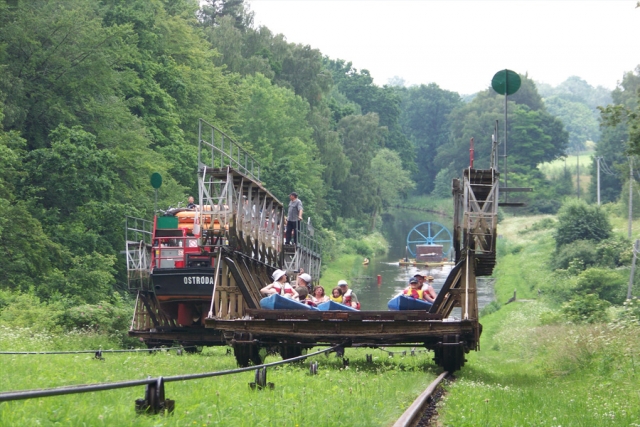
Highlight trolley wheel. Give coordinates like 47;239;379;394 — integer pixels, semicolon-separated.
234;344;251;367
279;345;302;361
233;333;262;367
436;334;466;373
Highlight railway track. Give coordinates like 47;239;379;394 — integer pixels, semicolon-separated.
393;371;449;427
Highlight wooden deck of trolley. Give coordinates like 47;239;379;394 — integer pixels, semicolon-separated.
206;310;479;346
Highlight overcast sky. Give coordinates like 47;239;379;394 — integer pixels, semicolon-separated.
247;0;640;95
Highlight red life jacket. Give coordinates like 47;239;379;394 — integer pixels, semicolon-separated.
273;283;293;295
343;290;361;310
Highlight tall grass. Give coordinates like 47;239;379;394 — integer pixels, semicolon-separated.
438;215;640;427
0;328;438;426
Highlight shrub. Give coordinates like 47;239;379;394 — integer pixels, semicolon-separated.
344;238;373;257
539;270;579;303
60;300;130;335
539;310;564;325
561;294;610;323
574;267;627;305
595;235;633;268
0;291;66;332
552;239;598;271
614;297;640;326
554;199;611;248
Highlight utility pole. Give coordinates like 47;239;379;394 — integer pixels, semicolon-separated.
628;239;639;299
596;156;601;206
629;157;634;239
504;86;508;203
577;152;580;199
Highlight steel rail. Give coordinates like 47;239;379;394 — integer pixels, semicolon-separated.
0;346;190;355
0;343;345;403
392;371;448;427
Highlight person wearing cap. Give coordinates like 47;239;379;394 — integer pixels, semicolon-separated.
338;280;360;309
294;272;312;303
285;192;303;245
260;269;298;299
296;272;313;293
414;272;437;303
403;277;429;301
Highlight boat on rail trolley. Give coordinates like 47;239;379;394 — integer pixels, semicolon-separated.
126;119;500;372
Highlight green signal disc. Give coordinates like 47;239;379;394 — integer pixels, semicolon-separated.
491;69;521;95
150;172;163;189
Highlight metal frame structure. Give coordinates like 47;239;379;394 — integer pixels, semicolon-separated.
208;142;502;372
125;120;322;347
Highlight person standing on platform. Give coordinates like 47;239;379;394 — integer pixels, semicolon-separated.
187;196;197;209
285;192;303;245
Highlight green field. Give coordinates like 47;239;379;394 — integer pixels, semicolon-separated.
0;328;437;426
5;210;640;426
438;215;640;427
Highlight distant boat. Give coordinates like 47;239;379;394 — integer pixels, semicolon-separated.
317;301;358;311
387;295;433;311
260;294;318;310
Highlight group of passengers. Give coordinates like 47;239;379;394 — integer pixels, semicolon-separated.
403;271;437;303
260;270;360;309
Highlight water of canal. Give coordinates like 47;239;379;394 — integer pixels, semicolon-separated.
342;209;495;312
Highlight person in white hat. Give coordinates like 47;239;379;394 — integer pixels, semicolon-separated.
260;269;298;299
338;280;360;309
296;271;313;292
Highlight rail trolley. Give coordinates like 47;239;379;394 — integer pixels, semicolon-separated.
207;164;498;372
126;120;499;372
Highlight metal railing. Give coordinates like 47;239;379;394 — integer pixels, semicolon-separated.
125;216;153;290
198;119;261;182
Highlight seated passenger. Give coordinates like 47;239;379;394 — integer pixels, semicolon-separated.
296;284;310;302
424;275;437;302
414;272;437;303
329;287;343;303
403;277;429;301
260;269;298;299
311;286;329;304
338;280;360;309
296;272;313;293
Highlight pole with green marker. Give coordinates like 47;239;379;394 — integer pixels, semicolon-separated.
491;69;521;202
150;172;163;214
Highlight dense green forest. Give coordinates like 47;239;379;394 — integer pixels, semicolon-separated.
1;0;639;333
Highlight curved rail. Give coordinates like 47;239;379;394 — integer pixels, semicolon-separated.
0;343;345;403
393;371;448;427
